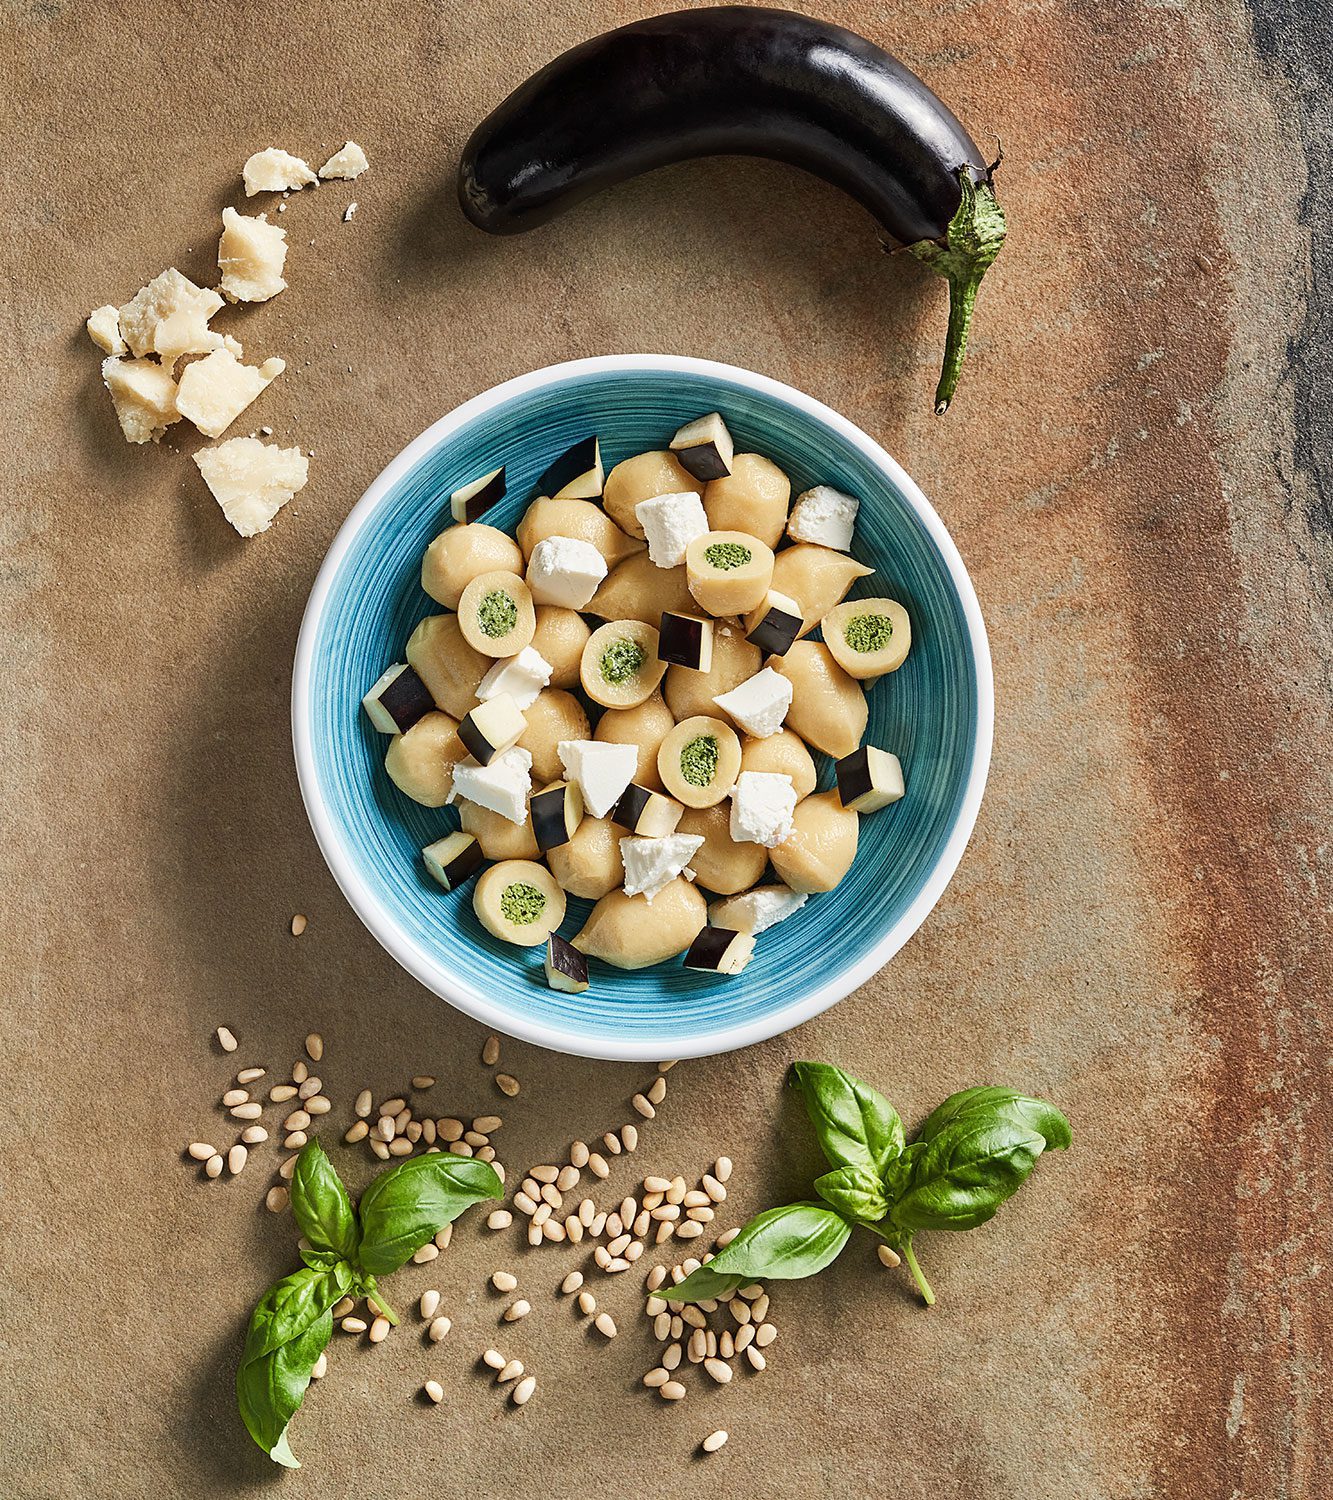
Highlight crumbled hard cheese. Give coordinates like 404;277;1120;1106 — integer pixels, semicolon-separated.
176;350;285;438
729;771;797;849
102;356;180;444
86;305;126;356
152;306;225;366
242;148;317;196
635;491;709;568
118;268;223;358
193;437;308;537
218;207;288;303
319;141;369;180
620;833;706;903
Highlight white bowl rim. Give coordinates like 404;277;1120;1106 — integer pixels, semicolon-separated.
292;353;994;1061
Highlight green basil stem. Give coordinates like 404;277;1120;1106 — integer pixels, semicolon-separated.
363;1280;399;1326
901;1241;935;1307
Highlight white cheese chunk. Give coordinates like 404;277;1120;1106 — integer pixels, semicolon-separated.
476;646;553;711
556;740;637;819
193;437;309;537
620;833;706;903
117;268;224;358
86;305;126;355
319;141;369;180
152;306;224;366
218;208;288;303
242;148;317;196
101;356;180;444
175;350;285;438
787;486;860;552
635;491;709;568
712;667;793;738
729;771;797;848
448;746;533;824
526;535;608;608
708;884;808;935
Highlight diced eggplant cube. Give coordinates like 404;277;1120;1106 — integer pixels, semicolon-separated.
458;693;527;766
422;831;483;892
362;662;435;734
657;610;714;672
449;465;506;524
745;590;803;657
835;746;906;813
531;779;584;852
683;925;755;975
533;435;603;501
670;412;734;482
545;932;589;993
610;782;684;838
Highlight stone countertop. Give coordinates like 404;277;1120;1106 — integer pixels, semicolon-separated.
3;1;1329;1496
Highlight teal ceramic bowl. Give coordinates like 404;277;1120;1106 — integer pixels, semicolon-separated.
292;355;991;1060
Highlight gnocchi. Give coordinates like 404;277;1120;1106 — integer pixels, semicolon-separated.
703;452;790;547
601;450;703;538
421;522;524;610
594;692;675;791
519;688;590;784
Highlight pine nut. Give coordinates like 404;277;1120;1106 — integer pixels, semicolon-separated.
643;1367;669;1388
570;1140;589;1167
588;1153;609;1179
438;1117;463;1141
663;1343;682;1370
492;1357;522;1383
530;1165;558;1184
705;1357;733;1384
290;913;308;937
298;1077;321;1100
388;1138;412;1156
482;1035;501;1066
424;1379;444;1404
344;1121;369;1144
227;1144;247;1174
368;1316;390;1344
420;1290;441;1320
354;1089;373;1117
216;1026;238;1052
240;1126;267;1145
371;1139;390;1160
284;1109;311;1131
716;1226;739;1246
230;1103;263;1121
604;1257;630;1273
735;1324;754;1352
487;1210;513;1231
755;1323;776;1347
512;1376;536;1406
464;1130;487;1148
578;1198;596;1226
745;1345;766;1371
594;1312;617;1339
421;1118;437;1145
311;1352;327;1380
532;1203;552;1227
632;1094;655;1119
594;1246;612;1270
271;1084;297;1103
301;1031;321;1060
560;1270;584;1295
702;1429;728;1453
658;1060;679;1072
380;1097;406;1115
482;1349;506;1369
877;1244;902;1268
667;1177;687;1204
292;1061;308;1085
602;1131;622;1155
495;1073;520;1097
647;1076;667;1105
682;1305;706;1330
435;1224;453;1249
341;1316;367;1333
556;1165;580;1191
405;1121;422;1142
620;1124;638;1151
688;1330;706;1362
540;1185;562;1209
577;1290;596;1315
654;1311;671;1340
377;1117;395;1142
491;1272;518;1293
187;1142;216;1161
701;1173;726;1202
751;1294;770;1322
503;1300;530;1322
222;1088;249;1107
676;1222;704;1240
652;1204;680;1221
607;1233;631;1256
567;1217;584;1244
633;1211;651;1237
265;1185;289;1212
647;1265;667;1291
590;1212;607;1237
644;1175;671;1193
279;1154;299;1180
395;1107;411;1131
687;1207;714;1224
514;1192;538;1215
670;1316;683;1339
412;1075;436;1089
655;1223;675;1245
283;1131;306;1150
413;1244;439;1264
205;1154;224;1178
448;1141;473;1157
719;1330;735;1358
714;1156;733;1183
606;1213;624;1238
429;1315;451;1341
660;1381;687;1401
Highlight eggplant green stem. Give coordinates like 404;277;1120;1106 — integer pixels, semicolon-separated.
902;1240;936;1306
908;172;1007;414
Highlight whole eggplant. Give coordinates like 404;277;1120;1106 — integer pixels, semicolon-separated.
458;6;1005;413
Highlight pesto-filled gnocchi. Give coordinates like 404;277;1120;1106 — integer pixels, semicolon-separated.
367;416;915;986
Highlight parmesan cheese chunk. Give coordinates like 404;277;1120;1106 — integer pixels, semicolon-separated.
318;141;369;180
218;208;288;303
242;147;317;196
86;305;126;356
117;269;223;358
176;350;285;438
193;437;309;537
152;307;224;366
101;356;180;444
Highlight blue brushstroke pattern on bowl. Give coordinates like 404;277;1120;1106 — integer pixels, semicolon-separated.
295;357;989;1059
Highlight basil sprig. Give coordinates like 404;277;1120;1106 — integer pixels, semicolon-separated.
237;1139;501;1468
675;1064;1070;1307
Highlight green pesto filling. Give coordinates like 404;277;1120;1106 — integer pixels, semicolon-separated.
600;638;645;685
499;882;546;925
842;612;893;653
477;588;518;639
679;734;719;787
704;541;752;571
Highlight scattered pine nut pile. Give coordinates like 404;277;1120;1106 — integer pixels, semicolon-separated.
186;1026;789;1459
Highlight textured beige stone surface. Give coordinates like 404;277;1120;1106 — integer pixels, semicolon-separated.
2;1;1329;1496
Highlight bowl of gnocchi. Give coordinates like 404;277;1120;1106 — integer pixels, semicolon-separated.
293;354;992;1060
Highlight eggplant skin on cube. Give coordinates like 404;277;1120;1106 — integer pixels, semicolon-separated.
610;782;683;837
450;465;506;523
533;436;603;501
530;779;584;852
545;932;589;993
684;925;755;975
362;663;436;735
744;591;803;657
835;745;906;813
458;694;527;765
656;610;714;672
422;831;484;891
670;412;734;482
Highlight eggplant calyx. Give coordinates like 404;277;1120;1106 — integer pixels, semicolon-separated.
908;172;1007;415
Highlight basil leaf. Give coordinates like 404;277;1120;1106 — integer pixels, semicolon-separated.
236;1263;351;1466
917;1087;1072;1152
674;1203;852;1302
298;1245;344;1272
790;1062;905;1177
290;1140;360;1262
889;1115;1048;1234
814;1164;890;1224
356;1154;502;1276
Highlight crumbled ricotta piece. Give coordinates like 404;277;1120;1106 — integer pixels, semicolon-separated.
101;356;180;444
476;646;553;711
218;208;288;303
712;667;793;739
620;833;706;903
787;486;860;552
86;305;126;356
635;491;709;568
729;771;797;848
557;740;637;819
176;350;285;438
193;437;308;536
708;884;808;934
242;148;317;196
448;746;533;824
527;535;608;609
117;268;224;358
319;141;369;181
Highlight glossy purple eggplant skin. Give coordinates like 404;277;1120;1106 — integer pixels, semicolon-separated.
458;6;989;248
